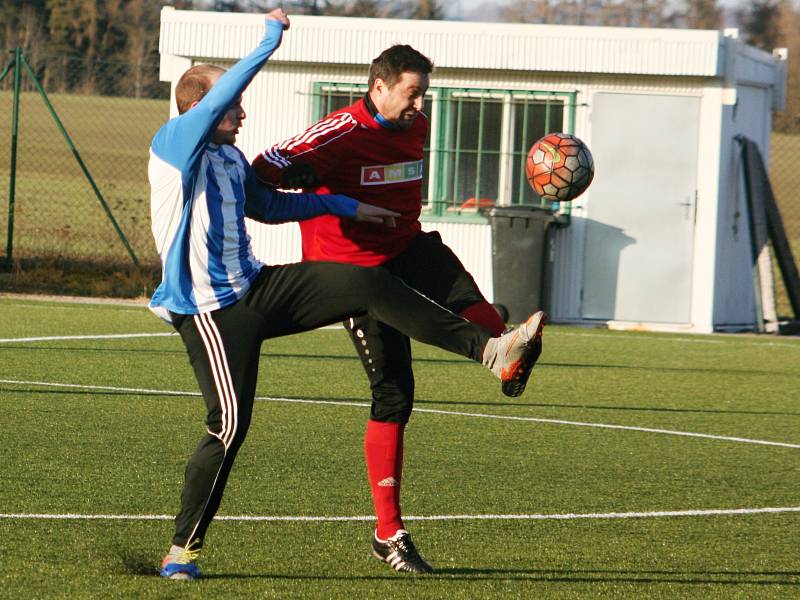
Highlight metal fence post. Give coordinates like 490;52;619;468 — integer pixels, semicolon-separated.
1;48;21;272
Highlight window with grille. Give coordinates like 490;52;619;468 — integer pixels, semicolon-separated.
314;83;575;218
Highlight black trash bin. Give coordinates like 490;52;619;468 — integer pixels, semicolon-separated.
487;206;555;323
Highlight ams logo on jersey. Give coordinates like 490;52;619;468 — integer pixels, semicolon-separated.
360;160;423;186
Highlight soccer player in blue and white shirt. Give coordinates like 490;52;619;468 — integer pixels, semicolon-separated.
150;8;544;580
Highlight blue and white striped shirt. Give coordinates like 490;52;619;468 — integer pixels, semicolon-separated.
148;19;357;322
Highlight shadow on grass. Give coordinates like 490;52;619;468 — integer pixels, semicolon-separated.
117;549;159;577
410;397;800;417
0;345;185;356
429;566;800;585
0;387;197;399
4;385;800;418
112;543;800;585
0;258;160;299
1;344;794;380
284;394;800;418
154;567;800;585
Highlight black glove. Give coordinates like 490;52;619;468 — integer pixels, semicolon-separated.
281;163;321;189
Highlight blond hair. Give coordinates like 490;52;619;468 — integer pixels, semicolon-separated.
175;64;226;114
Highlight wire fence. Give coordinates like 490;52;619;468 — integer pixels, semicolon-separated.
0;52;167;296
0;50;798;316
764;133;800;318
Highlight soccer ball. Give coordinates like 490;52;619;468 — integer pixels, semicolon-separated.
526;133;594;202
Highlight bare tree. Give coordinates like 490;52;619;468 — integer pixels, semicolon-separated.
265;0;382;15
773;1;800;132
0;1;48;92
737;0;782;50
236;0;437;18
500;0;680;26
501;0;558;24
119;0;162;98
683;0;722;29
410;0;444;19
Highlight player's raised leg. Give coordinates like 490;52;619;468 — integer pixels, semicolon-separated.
254;262;545;396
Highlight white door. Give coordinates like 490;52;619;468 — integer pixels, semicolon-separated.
582;92;699;324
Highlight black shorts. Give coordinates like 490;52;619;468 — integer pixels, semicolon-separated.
344;230;488;422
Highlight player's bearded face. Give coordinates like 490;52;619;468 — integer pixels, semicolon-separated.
377;71;429;130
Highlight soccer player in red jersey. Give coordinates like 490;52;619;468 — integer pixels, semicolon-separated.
253;45;545;573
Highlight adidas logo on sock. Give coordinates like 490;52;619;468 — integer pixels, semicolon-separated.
377;477;399;487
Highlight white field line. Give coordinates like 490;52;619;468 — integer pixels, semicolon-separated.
0;333;176;343
4;303;146;313
0;293;147;307
1;328;797;350
2;378;799;449
558;330;800;349
0;328;342;344
410;407;800;449
1;506;799;523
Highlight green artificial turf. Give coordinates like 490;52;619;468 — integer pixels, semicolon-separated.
0;296;798;598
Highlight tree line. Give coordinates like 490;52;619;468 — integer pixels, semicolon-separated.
1;0;184;97
1;0;797;131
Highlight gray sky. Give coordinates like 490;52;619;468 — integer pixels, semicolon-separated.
444;0;749;23
443;0;504;21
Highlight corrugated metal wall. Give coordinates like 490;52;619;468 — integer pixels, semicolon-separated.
160;10;725;78
423;222;493;301
247;219;494;302
246;220;302;266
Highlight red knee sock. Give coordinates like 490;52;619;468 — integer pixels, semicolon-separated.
365;420;405;539
459;301;506;336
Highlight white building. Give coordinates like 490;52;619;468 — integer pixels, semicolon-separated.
157;8;787;333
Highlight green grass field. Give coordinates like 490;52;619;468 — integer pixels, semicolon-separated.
0;295;798;598
0;91;168;264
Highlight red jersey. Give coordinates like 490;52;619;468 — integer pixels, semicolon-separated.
252;98;425;266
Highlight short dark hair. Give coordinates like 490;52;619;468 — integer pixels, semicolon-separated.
175;64;225;114
367;45;433;90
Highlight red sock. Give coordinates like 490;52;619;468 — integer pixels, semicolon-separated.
459;301;506;336
365;420;405;539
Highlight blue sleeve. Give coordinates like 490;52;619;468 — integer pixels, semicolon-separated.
243;165;358;223
150;19;286;171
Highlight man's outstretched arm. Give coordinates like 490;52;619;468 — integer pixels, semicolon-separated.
244;167;397;226
151;10;289;172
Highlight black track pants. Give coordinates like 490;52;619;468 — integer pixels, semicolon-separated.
344;231;488;423
169;261;491;548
